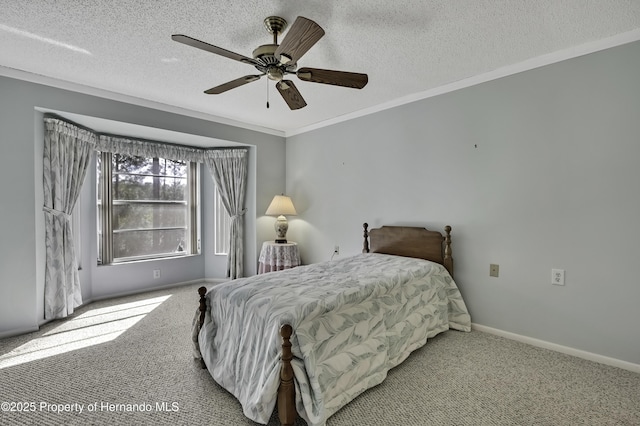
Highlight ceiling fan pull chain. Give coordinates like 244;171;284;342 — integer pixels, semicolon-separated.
266;78;270;108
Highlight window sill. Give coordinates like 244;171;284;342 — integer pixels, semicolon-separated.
98;252;201;266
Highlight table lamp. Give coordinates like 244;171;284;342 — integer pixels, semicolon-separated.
265;195;297;243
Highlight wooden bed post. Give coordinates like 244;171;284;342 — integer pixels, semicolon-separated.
443;226;453;278
198;286;207;328
198;286;208;369
278;324;296;426
362;223;369;253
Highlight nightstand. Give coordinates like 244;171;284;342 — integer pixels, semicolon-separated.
258;241;300;274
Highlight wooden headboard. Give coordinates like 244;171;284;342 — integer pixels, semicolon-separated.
362;223;454;277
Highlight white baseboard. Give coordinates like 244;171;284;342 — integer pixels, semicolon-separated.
472;323;640;374
83;278;206;305
0;325;40;340
202;278;228;285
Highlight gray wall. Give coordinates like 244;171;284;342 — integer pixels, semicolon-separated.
0;76;286;337
285;41;640;365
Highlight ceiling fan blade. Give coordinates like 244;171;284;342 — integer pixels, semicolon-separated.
276;80;307;110
172;34;261;66
297;67;368;89
274;17;325;65
204;75;262;94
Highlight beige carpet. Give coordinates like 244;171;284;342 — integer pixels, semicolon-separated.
1;283;638;425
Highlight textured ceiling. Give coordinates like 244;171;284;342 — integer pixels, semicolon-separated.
1;1;640;136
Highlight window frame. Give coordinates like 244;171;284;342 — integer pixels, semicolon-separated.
98;151;200;264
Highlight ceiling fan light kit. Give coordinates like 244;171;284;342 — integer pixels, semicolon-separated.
172;15;368;110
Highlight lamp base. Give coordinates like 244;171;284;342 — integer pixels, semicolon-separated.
274;215;289;244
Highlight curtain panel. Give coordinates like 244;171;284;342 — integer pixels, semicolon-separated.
42;115;250;318
204;149;249;279
43;118;96;319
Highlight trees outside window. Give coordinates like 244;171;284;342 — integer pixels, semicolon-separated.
98;152;199;263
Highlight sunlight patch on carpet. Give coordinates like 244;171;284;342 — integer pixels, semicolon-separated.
0;295;171;369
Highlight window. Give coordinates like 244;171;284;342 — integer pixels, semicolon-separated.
214;186;231;255
98;152;199;264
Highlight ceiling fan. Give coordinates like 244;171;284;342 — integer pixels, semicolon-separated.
172;16;368;110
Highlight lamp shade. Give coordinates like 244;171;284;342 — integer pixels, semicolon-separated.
265;195;297;216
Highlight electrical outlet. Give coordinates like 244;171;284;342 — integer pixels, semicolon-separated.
153;269;161;279
489;264;499;277
552;269;565;286
334;245;339;255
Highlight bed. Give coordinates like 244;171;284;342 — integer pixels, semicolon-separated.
193;223;471;425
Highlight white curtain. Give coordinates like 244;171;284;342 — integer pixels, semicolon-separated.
204;149;249;279
43;118;95;319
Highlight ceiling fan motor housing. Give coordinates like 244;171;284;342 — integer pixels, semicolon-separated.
253;44;296;81
252;44;279;65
